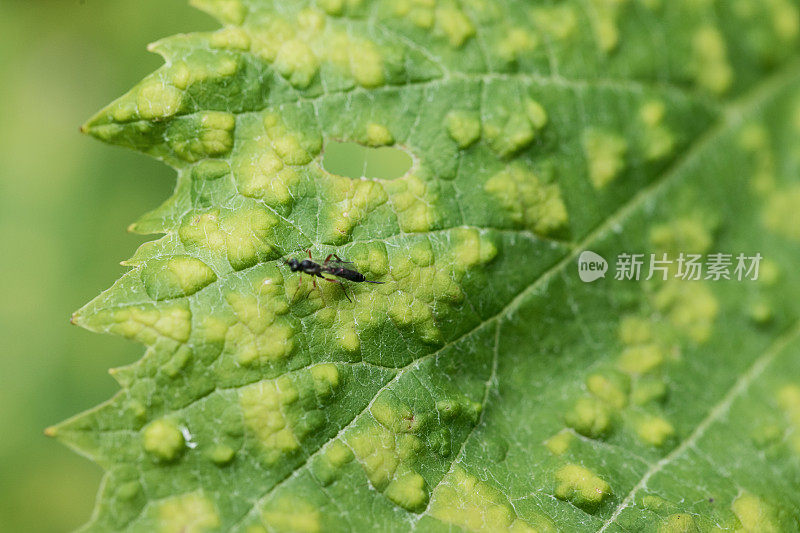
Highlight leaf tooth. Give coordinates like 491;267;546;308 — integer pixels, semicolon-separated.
46;411;109;465
108;365;136;388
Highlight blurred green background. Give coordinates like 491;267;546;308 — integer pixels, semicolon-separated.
0;2;216;531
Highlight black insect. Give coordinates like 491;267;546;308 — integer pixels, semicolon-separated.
285;250;384;302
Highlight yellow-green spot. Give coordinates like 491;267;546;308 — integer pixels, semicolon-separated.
618;315;653;345
222;206;279;270
248;18;294;62
210;27;251;50
752;422;783;450
409;240;434;267
429;466;538;532
739;123;776;195
110;98;138;122
588;0;628;53
614;344;661;381
654;282;719;343
763;185;800;240
554;464;612;511
365;123;394;146
318;0;345;16
385;174;437;232
327;439;354;466
526;99;548;129
115;481;141;501
157;492;220;533
142;256;217;301
94;303;192;344
206;444;235;465
261;497;321;533
650;216;714;254
339;38;385;87
760;258;781;286
586;371;629;410
192;159;230;181
395;0;435;28
143;419;185;461
544;430;574;456
749;301;773;325
311;363;340;397
453;228;498;269
137;80;183;120
313;439;354;485
169;111;236;162
435;7;475;47
347;421;428;511
642;494;669;511
531;5;579;41
235;143;299;205
387;290;443;345
564;396;611;438
639;100;675;161
485;112;538;158
336;323;360;353
658;513;699;533
617;344;665;375
298;8;326;32
319;174;389;242
367;244;390;276
371;395;420;434
446;110;481;148
631;377;667;405
583;128;628;189
778;384;800;453
190;0;247;25
692;25;733;94
435;399;460;420
384;471;428;512
241;378;301;464
731;493;782;533
769;0;800;42
634;414;675;447
180;210;225;254
274;39;319;88
162;345;192;378
485;164;568;235
264;117;316;166
226;293;294;365
640;100;665;127
498;28;538;62
777;384;800;424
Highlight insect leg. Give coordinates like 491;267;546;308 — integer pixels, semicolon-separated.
322;276;352;302
332;254;352;263
292;274;303;301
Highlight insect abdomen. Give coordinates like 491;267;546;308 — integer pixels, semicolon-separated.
331;267;365;282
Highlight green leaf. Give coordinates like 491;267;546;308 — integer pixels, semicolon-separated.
53;0;800;531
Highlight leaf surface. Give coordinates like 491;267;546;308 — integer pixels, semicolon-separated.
54;1;800;531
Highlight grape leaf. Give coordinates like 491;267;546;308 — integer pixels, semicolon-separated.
52;0;800;531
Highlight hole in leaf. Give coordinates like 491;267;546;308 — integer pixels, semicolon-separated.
321;141;413;180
